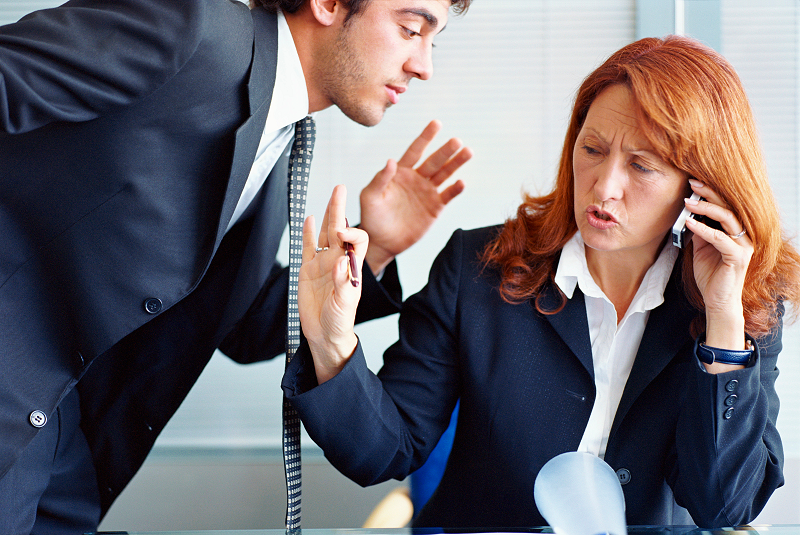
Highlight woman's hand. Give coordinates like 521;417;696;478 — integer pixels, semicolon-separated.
299;185;367;384
684;179;754;370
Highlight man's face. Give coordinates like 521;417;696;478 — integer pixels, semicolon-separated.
313;0;451;126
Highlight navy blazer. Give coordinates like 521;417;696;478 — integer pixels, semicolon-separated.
284;225;784;529
0;0;400;513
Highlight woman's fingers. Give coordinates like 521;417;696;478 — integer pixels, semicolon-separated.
326;184;349;249
685;181;751;251
302;215;318;264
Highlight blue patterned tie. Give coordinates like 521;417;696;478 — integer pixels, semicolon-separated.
284;115;314;531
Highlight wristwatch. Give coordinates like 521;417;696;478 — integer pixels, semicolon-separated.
696;338;754;365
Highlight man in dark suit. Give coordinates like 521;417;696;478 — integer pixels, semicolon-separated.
0;0;472;532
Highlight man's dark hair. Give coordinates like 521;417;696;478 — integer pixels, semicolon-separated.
254;0;471;22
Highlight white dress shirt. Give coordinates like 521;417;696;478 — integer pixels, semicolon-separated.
226;10;309;233
554;232;678;458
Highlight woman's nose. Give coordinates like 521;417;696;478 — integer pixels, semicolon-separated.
593;159;626;201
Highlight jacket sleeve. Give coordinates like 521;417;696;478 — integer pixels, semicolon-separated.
220;257;403;364
669;324;784;527
282;231;466;485
0;0;206;133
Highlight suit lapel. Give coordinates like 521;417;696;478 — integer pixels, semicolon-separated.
541;284;595;379
610;264;695;437
219;152;289;328
541;261;695;438
214;7;279;247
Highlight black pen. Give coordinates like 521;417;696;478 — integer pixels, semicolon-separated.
344;218;360;287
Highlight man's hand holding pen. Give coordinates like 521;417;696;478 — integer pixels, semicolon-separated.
299;184;365;384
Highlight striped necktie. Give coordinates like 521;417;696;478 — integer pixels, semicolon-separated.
284;115;315;531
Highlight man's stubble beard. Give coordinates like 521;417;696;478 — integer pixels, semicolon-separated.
314;27;386;127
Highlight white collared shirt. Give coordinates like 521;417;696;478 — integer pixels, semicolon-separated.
226;10;310;233
554;232;678;458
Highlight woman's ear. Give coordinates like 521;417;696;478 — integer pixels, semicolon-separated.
308;0;342;27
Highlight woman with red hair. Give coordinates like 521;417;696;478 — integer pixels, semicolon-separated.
286;36;800;528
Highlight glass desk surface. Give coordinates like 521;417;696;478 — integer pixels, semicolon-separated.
94;526;800;535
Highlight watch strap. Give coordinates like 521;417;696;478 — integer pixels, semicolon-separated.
696;339;753;365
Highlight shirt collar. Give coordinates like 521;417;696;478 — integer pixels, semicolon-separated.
263;10;310;132
554;231;678;313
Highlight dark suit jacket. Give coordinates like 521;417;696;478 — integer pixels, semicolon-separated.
284;225;784;529
0;0;400;514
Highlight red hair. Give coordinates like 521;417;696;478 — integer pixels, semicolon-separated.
481;36;800;338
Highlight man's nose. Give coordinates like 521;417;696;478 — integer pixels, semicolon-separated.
405;44;434;81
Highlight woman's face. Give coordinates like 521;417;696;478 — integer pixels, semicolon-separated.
573;84;690;264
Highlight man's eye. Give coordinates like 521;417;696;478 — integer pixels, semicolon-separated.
402;26;420;38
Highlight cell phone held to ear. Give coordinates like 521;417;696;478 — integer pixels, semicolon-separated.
672;192;704;248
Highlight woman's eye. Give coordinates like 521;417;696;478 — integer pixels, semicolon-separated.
632;161;653;173
582;145;600;155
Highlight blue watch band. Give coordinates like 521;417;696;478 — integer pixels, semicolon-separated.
696;341;753;365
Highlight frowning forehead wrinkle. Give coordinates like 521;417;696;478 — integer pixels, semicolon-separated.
584;125;653;154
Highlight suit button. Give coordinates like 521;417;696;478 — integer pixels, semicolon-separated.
615;468;631;485
143;298;163;314
724;407;735;420
29;410;47;428
725;380;739;392
724;394;738;406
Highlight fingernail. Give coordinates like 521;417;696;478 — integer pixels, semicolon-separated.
688;178;704;188
684;197;699;205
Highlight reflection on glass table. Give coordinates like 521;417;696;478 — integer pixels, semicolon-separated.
95;525;800;535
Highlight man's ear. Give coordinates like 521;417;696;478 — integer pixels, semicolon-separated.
308;0;343;27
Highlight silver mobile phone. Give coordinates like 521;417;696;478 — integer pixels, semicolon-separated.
671;192;703;248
